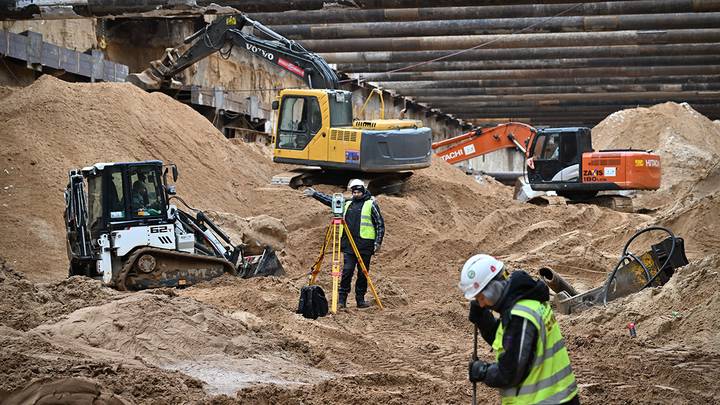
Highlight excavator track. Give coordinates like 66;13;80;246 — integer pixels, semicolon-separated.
115;247;235;291
271;168;413;196
566;195;634;213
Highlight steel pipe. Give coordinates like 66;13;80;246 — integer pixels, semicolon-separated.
273;13;720;40
356;65;720;82
426;96;720;108
539;267;579;297
394;83;720;96
376;75;720;89
446;103;720;114
301;29;720;53
250;1;720;25
413;91;720;103
320;43;720;64
337;55;720;73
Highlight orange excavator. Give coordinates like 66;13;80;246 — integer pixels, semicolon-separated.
432;122;661;210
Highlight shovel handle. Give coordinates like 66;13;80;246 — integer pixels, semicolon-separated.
472;325;478;405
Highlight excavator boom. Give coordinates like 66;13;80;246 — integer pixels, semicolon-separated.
432;122;537;165
127;14;338;90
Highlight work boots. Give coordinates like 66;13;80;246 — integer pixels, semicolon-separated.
338;294;347;309
356;296;370;309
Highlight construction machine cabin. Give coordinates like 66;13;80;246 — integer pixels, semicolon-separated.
1;2;720;404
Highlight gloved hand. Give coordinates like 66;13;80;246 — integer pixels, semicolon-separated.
468;360;489;383
468;300;490;325
374;243;381;254
302;187;316;197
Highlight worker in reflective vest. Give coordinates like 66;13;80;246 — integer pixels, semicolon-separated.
303;179;385;309
458;254;579;405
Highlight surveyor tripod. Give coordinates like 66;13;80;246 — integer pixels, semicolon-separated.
308;196;383;313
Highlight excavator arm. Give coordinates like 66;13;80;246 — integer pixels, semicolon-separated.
432;122;537;165
127;14;339;90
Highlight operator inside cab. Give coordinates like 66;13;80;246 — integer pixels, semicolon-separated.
129;168;162;217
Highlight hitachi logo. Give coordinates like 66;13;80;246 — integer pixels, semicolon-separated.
442;150;464;161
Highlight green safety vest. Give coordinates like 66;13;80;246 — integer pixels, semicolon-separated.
492;299;578;405
340;199;376;240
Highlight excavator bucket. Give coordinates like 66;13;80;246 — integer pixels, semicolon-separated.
239;247;285;278
125;69;162;91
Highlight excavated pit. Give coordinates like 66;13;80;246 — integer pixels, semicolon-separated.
1;76;719;403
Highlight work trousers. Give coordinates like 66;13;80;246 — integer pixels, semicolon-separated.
340;252;373;301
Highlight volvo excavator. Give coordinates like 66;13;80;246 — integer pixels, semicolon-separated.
433;122;661;211
64;160;284;290
127;14;432;194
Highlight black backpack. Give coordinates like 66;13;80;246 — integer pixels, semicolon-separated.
296;285;328;319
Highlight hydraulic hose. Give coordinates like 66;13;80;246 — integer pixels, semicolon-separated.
602;226;676;305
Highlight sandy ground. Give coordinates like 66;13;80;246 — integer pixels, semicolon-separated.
1;77;719;404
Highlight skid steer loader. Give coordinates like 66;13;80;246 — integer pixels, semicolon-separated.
64;160;283;290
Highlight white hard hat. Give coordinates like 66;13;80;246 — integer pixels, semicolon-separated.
348;179;366;190
458;254;504;300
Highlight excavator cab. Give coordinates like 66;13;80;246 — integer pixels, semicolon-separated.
527;127;591;185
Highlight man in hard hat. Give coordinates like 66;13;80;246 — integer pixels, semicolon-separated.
459;254;579;405
303;179;385;309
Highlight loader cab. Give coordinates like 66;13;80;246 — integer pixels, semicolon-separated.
84;161;169;239
527;127;592;185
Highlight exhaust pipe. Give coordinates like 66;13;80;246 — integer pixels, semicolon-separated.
539;267;578;297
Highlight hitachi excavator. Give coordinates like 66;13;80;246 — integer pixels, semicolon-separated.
127;14;432;194
433;122;661;210
64;160;284;290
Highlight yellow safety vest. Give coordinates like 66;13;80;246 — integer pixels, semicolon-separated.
340;199;376;240
492;299;578;405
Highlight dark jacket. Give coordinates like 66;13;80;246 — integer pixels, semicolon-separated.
312;190;385;255
469;271;550;388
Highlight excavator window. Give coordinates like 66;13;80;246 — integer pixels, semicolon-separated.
277;96;321;150
531;133;547;159
540;133;561;160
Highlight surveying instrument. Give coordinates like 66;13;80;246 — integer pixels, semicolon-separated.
307;193;383;313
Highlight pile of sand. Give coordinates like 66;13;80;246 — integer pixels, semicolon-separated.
593;102;720;209
0;258;119;331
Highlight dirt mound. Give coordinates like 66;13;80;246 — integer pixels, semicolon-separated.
593;102;720;209
0;377;134;405
0;325;210;404
206;212;288;255
0;258;119;331
35;291;333;395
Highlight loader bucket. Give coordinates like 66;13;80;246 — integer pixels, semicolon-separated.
239;247;285;278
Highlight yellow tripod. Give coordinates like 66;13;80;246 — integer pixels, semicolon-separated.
308;194;383;314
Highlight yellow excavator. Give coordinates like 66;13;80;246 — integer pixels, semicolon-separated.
127;14;432;194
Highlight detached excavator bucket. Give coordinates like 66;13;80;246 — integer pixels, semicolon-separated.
239;247;285;278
